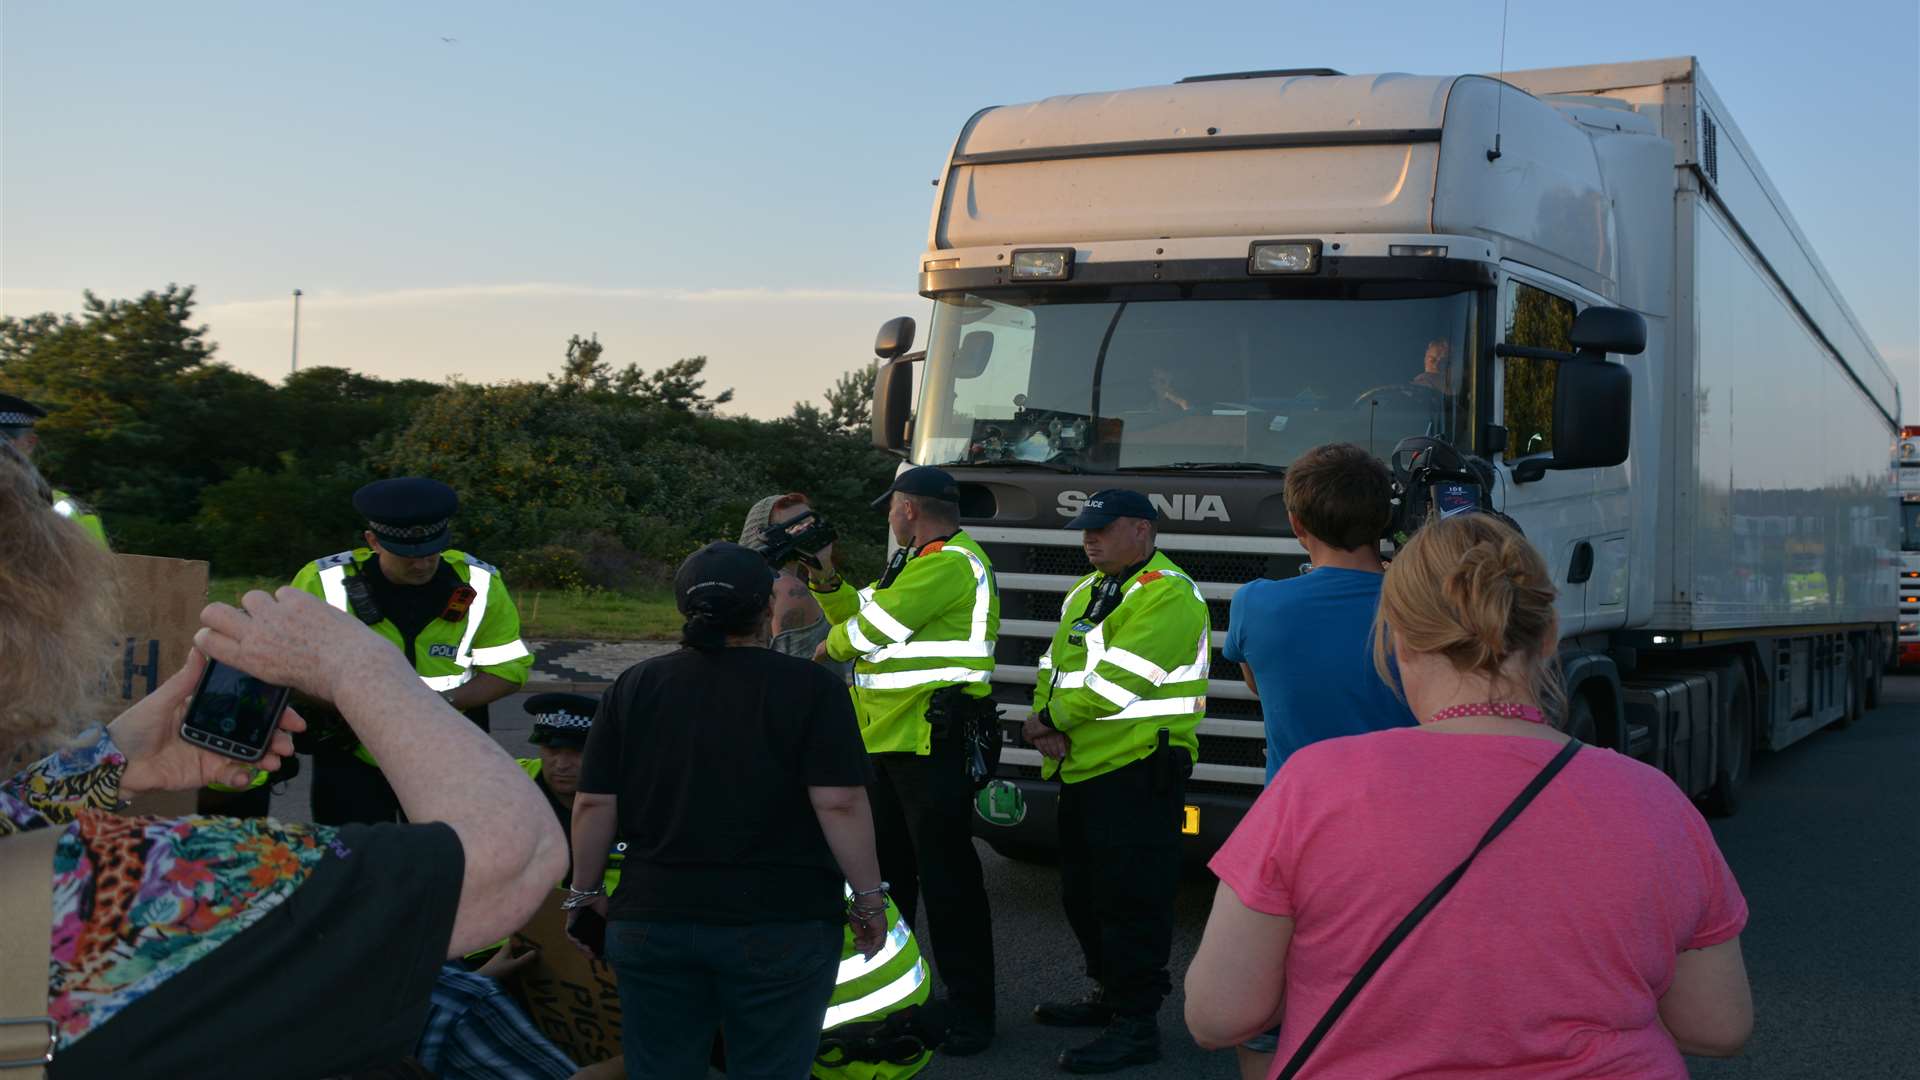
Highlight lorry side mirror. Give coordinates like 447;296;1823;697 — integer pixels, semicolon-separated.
1547;358;1632;471
954;331;995;379
875;316;917;360
872;353;922;454
1570;306;1646;357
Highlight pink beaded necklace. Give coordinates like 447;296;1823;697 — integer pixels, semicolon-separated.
1428;702;1547;725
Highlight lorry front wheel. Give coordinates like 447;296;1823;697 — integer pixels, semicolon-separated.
1699;670;1751;818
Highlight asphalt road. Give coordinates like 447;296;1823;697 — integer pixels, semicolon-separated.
276;681;1920;1078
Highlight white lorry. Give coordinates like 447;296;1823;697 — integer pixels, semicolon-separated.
868;57;1899;851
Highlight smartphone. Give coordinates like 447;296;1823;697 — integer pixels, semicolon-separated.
179;658;292;762
570;907;607;958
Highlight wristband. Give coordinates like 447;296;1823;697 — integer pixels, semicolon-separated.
850;882;889;899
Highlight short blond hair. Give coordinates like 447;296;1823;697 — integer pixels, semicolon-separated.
1373;514;1563;720
0;448;119;761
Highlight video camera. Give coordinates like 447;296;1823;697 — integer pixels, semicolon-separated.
1385;436;1521;546
750;508;838;570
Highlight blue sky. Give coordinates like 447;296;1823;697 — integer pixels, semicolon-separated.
3;0;1915;419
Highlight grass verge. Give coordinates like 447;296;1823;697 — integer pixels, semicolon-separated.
210;577;679;641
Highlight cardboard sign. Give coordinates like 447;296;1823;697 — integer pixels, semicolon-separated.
113;554;210;818
509;894;624;1068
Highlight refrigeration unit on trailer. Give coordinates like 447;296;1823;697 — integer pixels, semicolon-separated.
866;57;1898;853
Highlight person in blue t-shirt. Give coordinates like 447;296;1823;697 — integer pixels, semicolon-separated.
1223;441;1420;1077
1225;441;1420;781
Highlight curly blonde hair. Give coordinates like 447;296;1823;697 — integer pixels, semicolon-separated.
1373;513;1565;722
0;445;120;762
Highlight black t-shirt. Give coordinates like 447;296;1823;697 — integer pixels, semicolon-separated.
580;645;873;925
361;558;460;649
52;822;464;1080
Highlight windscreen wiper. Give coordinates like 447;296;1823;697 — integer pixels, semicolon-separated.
938;458;1085;474
1120;461;1286;475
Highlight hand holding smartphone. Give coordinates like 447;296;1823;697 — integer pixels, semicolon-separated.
179;658;293;762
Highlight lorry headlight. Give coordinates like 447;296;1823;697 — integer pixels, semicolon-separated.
1010;248;1074;280
1248;240;1320;275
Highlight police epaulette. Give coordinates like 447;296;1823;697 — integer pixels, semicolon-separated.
316;550;357;570
461;554;499;575
1137;570;1165;584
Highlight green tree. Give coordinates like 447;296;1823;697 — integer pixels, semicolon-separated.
555;333;609;393
817;362;877;435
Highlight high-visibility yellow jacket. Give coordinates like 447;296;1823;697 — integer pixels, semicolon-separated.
50;488;106;547
816;893;932;1080
291;548;532;764
1032;550;1209;784
819;531;998;755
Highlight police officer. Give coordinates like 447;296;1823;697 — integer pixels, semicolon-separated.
291;477;533;824
808;466;1000;1055
520;692;623;895
0;392;107;545
1022;489;1209;1074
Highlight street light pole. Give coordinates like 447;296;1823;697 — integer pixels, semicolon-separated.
291;289;303;374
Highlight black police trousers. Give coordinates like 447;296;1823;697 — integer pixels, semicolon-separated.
310;704;491;825
1057;752;1188;1019
871;732;997;1033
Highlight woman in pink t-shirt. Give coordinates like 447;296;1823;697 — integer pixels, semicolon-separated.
1186;515;1753;1079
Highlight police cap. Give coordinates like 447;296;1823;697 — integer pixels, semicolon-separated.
353;477;458;557
870;466;960;510
1063;488;1159;530
526;692;600;749
0;393;47;429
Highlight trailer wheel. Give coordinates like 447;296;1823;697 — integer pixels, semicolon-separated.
1866;636;1884;709
1699;670;1751;818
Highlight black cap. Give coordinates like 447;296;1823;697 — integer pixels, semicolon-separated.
1063;488;1159;530
353;477;459;557
0;393;46;429
526;692;599;748
870;466;960;510
674;542;775;618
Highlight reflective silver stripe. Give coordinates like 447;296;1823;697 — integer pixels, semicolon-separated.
52;499;77;518
468;640;531;666
866;638;994;662
453;563;493;667
844;616;883;655
822;960;927;1030
421;671;473;692
317;563;350;613
836;918;911;983
1097;695;1204;721
1084;672;1140;711
1098;645;1169;685
853;667;990;690
1059;575;1096;618
938;545;993;647
858;600;914;645
1053;670;1088;689
1037;651;1053;670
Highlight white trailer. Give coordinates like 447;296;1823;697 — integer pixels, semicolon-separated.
869;57;1899;850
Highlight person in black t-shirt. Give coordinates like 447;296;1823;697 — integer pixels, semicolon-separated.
566;542;888;1080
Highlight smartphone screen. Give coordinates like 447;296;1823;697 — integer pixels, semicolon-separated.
180;659;291;762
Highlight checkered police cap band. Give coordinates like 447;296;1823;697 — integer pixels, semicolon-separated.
0;411;39;426
369;518;450;541
536;710;593;730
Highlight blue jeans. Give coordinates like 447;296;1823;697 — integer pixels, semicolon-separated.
606;917;842;1080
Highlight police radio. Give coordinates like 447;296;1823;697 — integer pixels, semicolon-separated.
1385;436;1520;546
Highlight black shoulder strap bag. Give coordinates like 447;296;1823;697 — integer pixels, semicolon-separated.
1277;736;1582;1080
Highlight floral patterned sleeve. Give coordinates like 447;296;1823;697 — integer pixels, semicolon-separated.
0;726;126;836
7;726;353;1053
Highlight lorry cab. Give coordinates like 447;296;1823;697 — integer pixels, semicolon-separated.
872;60;1898;854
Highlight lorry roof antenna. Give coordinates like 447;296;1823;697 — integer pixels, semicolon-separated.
1177;68;1345;83
1488;0;1509;162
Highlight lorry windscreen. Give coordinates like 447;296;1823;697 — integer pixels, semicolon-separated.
910;284;1478;473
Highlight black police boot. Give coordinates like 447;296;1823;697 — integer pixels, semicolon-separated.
939;1003;995;1057
1057;1014;1160;1074
1033;985;1113;1028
